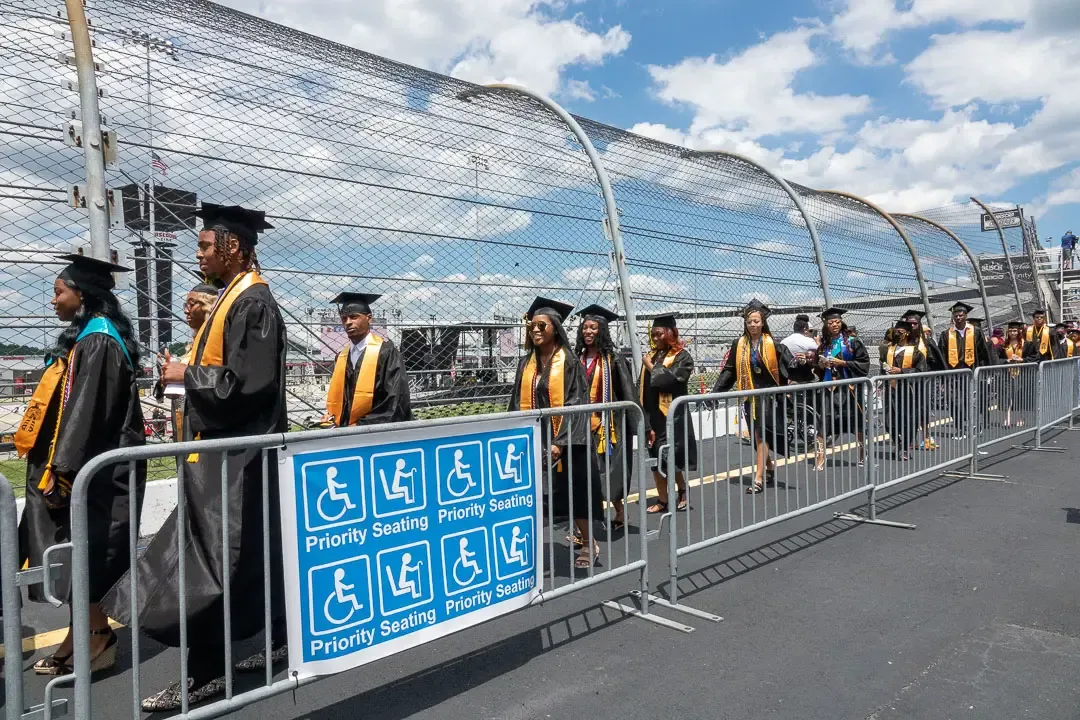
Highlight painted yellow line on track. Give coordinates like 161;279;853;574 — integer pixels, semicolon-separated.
0;619;123;658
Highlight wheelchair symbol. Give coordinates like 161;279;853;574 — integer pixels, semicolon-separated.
436;441;484;505
301;457;365;531
323;567;365;625
441;528;491;596
317;467;357;522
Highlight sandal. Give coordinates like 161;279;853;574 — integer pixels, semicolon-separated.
765;468;776;486
610;516;626;531
676;490;689;512
34;627;117;676
33;651;72;676
565;532;584;549
646;501;668;514
574;543;599;569
746;482;764;494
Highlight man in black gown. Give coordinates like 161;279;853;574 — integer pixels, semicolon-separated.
104;204;288;711
321;292;411;426
937;302;991;440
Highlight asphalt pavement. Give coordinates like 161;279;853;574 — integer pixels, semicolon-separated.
4;422;1079;720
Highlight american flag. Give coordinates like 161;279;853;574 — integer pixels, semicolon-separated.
150;151;168;176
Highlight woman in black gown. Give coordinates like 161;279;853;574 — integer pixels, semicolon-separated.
509;297;604;569
575;304;637;530
712;299;792;493
881;320;927;461
814;307;870;469
16;254;146;675
998;321;1031;428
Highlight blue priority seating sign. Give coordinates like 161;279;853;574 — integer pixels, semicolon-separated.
278;417;542;678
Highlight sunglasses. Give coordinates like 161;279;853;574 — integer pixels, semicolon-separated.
528;320;550;332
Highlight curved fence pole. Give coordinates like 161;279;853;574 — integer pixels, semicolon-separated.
456;83;643;374
895;213;994;332
680;150;832;309
65;0;111;260
971;197;1025;319
823;190;935;329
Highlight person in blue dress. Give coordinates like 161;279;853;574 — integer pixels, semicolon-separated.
814;307;870;469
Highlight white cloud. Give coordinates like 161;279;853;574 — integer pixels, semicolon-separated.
646;27;871;140
219;0;630;97
562;79;596;102
411;254;436;269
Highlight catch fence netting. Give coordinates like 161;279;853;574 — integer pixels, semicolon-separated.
0;0;1041;450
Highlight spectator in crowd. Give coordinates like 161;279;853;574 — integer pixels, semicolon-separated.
105;204;288;711
321;292;411;427
998;321;1031;428
781;313;818;384
815;307;870;470
575;305;637;532
508;297;603;570
17;254;146;675
712;299;791;493
640;314;696;513
881;319;928;461
1023;309;1057;362
1061;230;1076;270
157;282;218;440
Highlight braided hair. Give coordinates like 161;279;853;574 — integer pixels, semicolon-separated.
208;225;260;274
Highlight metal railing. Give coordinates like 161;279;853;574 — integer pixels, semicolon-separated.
1035;357;1080;448
60;401;682;720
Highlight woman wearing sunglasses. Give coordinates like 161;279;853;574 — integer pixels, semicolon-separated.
508;297;604;570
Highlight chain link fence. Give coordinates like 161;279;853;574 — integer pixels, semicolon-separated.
0;0;1047;453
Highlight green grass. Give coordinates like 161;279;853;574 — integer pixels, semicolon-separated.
0;457;178;498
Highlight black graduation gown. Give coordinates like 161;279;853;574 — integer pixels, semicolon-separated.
712;337;793;453
937;327;992;369
640;348;698;472
814;336;870;439
881;345;927;445
997;344;1033;413
580;350;637;503
919;336;946;371
18;332;146;603
337;338;413;425
507;348;603;521
104;283;287;647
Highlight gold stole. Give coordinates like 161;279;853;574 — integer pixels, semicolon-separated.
326;335;384;426
1026;325;1050;357
186;270;269;462
1005;343;1023;378
733;335;779;419
886;344;914;387
15;347;77;492
1066;338;1075;358
520;347;566;436
586;354;618;454
947;324;976;367
638;349;679;416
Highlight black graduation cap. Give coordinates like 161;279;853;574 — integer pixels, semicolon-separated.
196;203;274;247
526;296;574;322
741;298;771;319
576;304;619;323
948;301;974;313
1031;308;1047;316
819;306;846;320
652;314;677;330
901;309;926;320
893;319;914;331
56;253;131;292
1007;320;1025;330
333;292;380;315
1053;322;1066;329
968;317;984;326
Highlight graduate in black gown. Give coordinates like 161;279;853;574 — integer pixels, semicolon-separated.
320;292;411;427
998;321;1032;428
901;309;943;451
712;299;792;493
16;254;146;676
640;314;697;513
815;307;870;468
575;304;637;530
104;204;288;712
881;320;928;461
937;302;991;439
1023;309;1057;362
508;297;603;570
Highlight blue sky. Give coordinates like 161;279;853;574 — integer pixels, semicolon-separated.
225;0;1080;244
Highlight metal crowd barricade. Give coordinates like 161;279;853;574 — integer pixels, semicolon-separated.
654;378;904;619
1;472;70;720
1034;357;1080;449
63;402;678;720
870;368;973;492
956;362;1042;479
